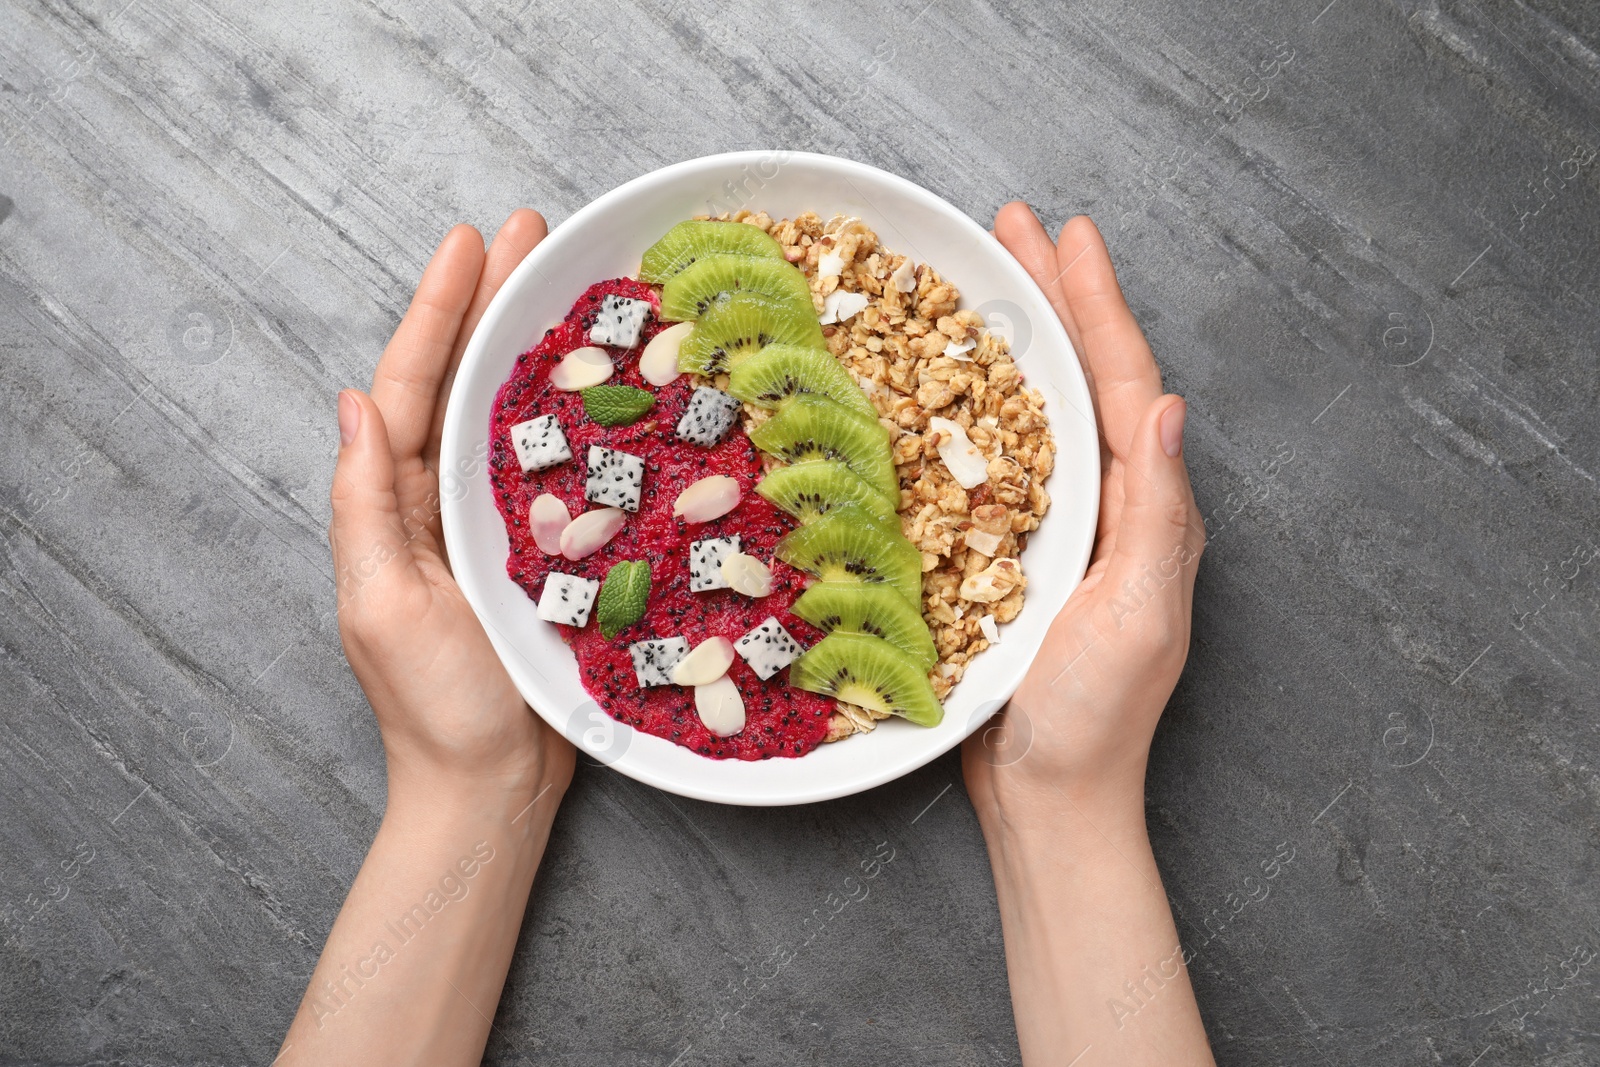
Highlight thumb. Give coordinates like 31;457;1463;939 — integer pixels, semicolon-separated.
329;389;411;606
1102;395;1204;613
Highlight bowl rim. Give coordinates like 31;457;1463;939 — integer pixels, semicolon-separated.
440;149;1099;805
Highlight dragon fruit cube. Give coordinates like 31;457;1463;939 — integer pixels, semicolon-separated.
676;386;741;447
689;535;741;592
629;636;690;687
589;295;652;348
584;445;645;511
734;617;803;680
536;572;599;627
510;414;572;472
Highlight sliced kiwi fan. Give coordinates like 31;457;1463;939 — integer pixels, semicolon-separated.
637;221;946;727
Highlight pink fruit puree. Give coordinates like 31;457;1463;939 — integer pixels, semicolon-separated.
489;279;832;760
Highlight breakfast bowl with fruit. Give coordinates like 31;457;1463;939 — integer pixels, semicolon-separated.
440;151;1098;805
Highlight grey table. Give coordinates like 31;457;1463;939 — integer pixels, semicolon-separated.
3;0;1596;1063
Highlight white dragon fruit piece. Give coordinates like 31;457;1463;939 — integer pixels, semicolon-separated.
629;636;690;687
536;572;599;627
589;294;652;348
734;616;803;680
584;445;646;512
509;414;572;472
675;386;742;447
689;535;741;592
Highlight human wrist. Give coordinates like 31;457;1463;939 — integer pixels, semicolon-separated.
384;753;567;842
970;764;1149;858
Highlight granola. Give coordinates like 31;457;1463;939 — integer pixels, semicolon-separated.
703;210;1055;741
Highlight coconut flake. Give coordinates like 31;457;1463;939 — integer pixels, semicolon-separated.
927;416;990;489
819;289;869;325
943;335;977;361
890;257;918;293
550;346;613;390
978;614;1000;644
529;494;572;555
639;321;692;386
817;250;845;279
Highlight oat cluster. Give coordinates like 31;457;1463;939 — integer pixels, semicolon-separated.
705;210;1055;742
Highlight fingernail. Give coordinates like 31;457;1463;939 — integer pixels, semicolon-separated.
1159;398;1186;458
338;391;360;447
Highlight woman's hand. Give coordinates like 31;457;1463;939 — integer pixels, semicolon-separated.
330;209;575;800
963;205;1214;1066
963;204;1205;814
280;213;576;1066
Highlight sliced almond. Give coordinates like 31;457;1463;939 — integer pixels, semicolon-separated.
694;674;746;737
639;321;693;386
673;636;735;687
672;475;741;523
549;346;613;390
720;552;773;597
529;493;572;555
558;507;626;560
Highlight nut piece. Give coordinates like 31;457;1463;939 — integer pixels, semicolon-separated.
694;674;746;737
529;493;572;555
559;507;627;560
959;557;1025;603
639;321;692;386
721;552;774;597
673;475;741;523
672;636;736;686
549;346;613;390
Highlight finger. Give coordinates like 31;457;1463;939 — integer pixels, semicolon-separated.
1099;395;1204;621
425;209;548;471
1056;216;1163;462
993;201;1086;361
330;390;413;606
371;224;486;463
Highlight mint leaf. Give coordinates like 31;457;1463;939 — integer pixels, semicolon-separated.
582;385;655;427
596;560;651;639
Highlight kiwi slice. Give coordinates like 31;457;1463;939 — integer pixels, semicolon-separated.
756;460;899;526
789;632;944;727
748;393;900;508
639;221;786;284
775;504;923;606
678;291;826;375
791;583;937;670
659;254;816;322
727;343;878;419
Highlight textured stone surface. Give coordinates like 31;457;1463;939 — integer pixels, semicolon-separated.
2;0;1597;1064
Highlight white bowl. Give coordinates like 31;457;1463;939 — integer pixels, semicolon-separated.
440;150;1099;806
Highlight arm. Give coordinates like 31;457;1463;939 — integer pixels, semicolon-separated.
965;206;1213;1065
278;211;577;1066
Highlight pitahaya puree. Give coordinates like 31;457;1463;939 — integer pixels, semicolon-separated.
489;278;833;760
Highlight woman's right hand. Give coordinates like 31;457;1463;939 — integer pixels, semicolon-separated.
964;204;1206;816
